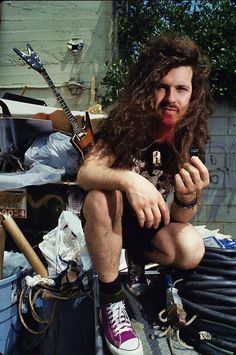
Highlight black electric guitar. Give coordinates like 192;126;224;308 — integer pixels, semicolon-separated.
13;43;95;159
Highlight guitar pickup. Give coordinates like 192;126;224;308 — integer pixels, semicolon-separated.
76;131;87;141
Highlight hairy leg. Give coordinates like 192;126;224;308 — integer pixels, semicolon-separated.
145;222;205;269
83;190;123;282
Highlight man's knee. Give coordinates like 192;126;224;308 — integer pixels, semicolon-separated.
83;190;123;225
174;224;205;270
151;222;205;269
83;190;107;217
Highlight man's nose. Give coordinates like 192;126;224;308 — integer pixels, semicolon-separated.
165;87;176;103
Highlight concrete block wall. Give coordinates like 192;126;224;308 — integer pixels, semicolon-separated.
193;102;236;237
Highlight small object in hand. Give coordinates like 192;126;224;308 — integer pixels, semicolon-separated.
189;147;199;157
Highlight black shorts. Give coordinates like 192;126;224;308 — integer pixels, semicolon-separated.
122;194;164;263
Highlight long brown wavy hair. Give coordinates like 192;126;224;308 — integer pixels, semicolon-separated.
95;34;211;176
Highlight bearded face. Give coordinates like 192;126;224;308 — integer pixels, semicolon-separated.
154;66;193;125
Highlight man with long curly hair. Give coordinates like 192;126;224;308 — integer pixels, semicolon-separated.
77;34;211;355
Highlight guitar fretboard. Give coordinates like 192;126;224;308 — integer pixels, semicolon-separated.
41;70;79;133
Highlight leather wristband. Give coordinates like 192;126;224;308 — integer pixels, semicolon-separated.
174;193;198;209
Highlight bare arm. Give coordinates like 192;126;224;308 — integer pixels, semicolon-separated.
77;151;127;191
170;156;209;223
77;150;170;228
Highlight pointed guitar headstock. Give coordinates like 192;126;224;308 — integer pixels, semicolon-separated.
13;43;44;73
13;44;95;157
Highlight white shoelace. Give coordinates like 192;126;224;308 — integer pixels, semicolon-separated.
107;301;133;336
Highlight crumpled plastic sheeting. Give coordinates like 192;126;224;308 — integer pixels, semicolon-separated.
0;164;64;191
24;132;80;177
38;211;92;277
3;250;31;278
0;132;80;191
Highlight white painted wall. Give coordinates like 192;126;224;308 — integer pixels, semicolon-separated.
0;0;113;110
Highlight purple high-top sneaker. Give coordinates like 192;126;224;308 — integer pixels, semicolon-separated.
100;300;143;355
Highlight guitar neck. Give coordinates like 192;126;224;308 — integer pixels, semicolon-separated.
41;69;79;132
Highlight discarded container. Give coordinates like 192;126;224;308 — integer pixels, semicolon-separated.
40;296;95;355
0;267;28;355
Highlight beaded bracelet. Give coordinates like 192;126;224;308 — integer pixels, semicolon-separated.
174;193;198;209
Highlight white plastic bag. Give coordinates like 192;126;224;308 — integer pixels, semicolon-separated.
38;211;92;277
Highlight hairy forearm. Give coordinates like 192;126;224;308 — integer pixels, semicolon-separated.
77;155;133;192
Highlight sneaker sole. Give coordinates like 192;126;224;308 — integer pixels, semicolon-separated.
99;311;144;355
105;336;144;355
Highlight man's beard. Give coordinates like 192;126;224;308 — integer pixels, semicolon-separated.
155;112;176;144
162;112;176;125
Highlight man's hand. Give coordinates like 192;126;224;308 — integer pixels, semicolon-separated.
125;172;170;229
174;156;209;202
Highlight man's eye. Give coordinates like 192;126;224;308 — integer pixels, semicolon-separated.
177;87;187;91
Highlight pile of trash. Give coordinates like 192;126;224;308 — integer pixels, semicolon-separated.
0;103;81;191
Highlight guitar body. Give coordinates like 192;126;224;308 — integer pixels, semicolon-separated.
71;111;95;158
33;110;73;133
71;127;94;158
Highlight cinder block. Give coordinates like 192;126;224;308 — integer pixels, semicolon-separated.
207;170;228;189
212;102;235;115
205;153;226;170
223;223;236;238
202;188;236;205
208;135;236;154
209;116;228;135
200;169;236;190
228;116;236;135
227;153;236;171
192;205;207;223
207;205;236;223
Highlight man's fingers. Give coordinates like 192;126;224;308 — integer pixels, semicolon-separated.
176;157;210;194
179;168;196;191
144;208;156;228
175;173;187;193
190;156;209;184
151;205;162;228
158;202;170;226
136;201;169;229
136;209;146;228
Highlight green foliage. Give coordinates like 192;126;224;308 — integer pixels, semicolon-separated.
100;0;236;106
100;59;128;107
